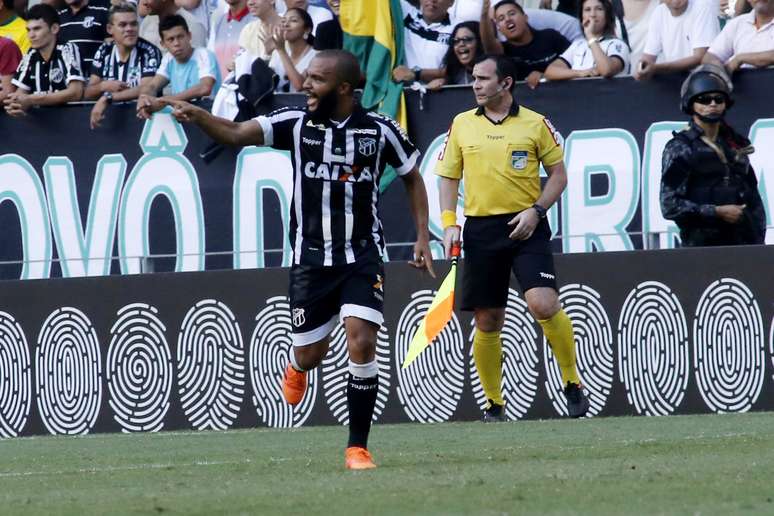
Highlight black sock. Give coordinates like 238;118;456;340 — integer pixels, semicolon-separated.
347;374;378;448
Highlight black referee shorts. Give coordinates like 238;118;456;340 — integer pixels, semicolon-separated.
288;257;385;346
460;213;557;311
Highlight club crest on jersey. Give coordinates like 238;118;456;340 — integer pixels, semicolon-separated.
358;138;376;157
83;16;95;28
511;150;528;170
292;308;306;327
50;65;64;84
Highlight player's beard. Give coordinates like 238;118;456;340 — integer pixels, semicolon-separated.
308;89;339;123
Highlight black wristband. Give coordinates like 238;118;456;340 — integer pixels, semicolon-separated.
532;203;547;219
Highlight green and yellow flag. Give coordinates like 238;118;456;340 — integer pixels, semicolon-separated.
341;0;407;191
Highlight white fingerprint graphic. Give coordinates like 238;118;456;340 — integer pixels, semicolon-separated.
469;289;538;420
396;290;465;423
178;300;245;430
107;304;172;432
694;279;764;413
322;323;391;425
249;296;317;428
36;307;102;435
544;284;614;417
0;312;31;438
770;316;774;384
618;281;689;416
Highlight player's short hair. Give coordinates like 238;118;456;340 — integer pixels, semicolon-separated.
26;4;60;27
493;0;524;15
159;13;189;39
316;49;362;94
2;0;16;12
475;53;517;91
109;3;138;24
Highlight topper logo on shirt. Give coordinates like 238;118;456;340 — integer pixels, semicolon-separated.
358;138;376;157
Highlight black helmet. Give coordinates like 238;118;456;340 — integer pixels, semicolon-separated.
680;64;734;114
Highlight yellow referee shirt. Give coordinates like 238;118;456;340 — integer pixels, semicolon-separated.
435;103;564;216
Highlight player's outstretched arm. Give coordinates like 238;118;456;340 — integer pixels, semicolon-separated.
165;99;264;147
401;167;436;278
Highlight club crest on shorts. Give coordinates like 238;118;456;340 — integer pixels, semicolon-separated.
292;308;306;327
511;150;528;170
358;138;376;157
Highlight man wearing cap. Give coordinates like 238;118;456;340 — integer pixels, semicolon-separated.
660;64;766;246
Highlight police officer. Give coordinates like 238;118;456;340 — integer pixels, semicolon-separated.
436;54;589;421
660;64;766;247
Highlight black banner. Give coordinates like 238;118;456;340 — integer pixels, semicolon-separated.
1;70;773;280
0;245;771;437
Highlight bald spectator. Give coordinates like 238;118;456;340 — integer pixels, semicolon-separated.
139;0;206;49
0;35;21;102
703;0;774;74
4;4;85;117
58;0;110;75
0;0;30;54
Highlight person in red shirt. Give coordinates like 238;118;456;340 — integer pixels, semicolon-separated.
0;36;21;103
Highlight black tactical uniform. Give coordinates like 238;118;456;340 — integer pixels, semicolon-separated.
660;65;766;247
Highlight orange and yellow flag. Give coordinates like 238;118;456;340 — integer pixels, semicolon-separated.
402;244;461;369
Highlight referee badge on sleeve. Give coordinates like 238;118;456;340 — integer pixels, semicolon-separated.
511;150;528;170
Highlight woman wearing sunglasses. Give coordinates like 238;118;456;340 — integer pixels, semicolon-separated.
427;21;484;90
659;64;766;247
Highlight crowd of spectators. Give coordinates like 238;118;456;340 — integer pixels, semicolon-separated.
0;0;772;120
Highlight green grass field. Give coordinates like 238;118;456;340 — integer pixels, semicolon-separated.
2;412;774;515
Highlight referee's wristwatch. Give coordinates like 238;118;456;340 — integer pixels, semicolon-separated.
531;203;547;219
102;91;113;105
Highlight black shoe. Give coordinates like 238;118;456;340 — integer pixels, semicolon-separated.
482;400;507;423
564;382;590;418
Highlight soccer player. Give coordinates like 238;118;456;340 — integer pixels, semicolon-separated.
435;54;590;421
163;49;435;469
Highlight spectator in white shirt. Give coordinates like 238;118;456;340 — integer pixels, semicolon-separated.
635;0;720;80
392;0;453;84
238;0;281;59
702;0;774;74
545;0;630;80
139;0;207;49
269;6;316;91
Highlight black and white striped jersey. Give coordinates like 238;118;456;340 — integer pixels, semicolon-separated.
91;38;161;86
58;4;108;74
253;105;420;267
12;42;84;93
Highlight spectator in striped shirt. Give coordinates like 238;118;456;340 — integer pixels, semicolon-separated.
58;0;109;75
4;4;85;117
86;3;162;128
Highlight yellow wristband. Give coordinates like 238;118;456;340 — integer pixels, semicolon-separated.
441;210;457;229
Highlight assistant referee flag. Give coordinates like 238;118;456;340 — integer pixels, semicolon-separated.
341;0;407;191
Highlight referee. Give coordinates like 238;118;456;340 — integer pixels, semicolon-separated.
165;50;435;469
435;54;589;421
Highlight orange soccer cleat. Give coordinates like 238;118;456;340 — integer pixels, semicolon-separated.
281;363;307;405
345;447;377;470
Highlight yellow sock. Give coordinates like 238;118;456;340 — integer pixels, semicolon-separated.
473;329;504;406
537;309;580;386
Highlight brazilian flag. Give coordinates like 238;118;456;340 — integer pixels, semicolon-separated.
341;0;408;191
